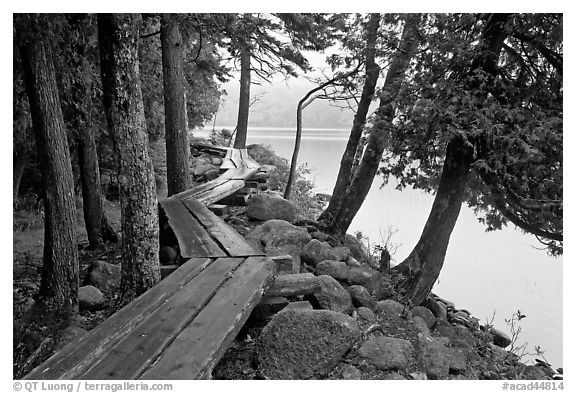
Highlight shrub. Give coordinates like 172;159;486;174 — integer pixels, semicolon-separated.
246;144;324;220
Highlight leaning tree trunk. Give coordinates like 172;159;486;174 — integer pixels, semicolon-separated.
161;14;190;196
98;13;160;307
394;13;512;305
233;41;251;149
325;14;421;236
393;137;474;305
318;13;381;223
283;64;362;200
17;14;79;314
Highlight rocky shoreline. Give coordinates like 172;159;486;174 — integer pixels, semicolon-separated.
186;144;563;380
13;142;563;380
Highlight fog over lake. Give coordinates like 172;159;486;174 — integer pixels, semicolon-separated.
198;126;563;368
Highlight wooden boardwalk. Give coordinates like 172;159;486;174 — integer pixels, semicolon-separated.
25;146;276;380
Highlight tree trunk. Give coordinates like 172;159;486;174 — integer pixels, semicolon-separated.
325;14;422;236
393;137;474;305
13;147;27;199
77;122;118;248
98;13;160;307
233;41;251;149
284;66;363;200
68;16;117;249
284;95;313;200
393;14;512;305
161;14;190;196
318;13;381;223
17;14;79;314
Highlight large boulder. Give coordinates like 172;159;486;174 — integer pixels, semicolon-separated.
450;324;477;348
410;306;437;330
307;275;353;314
78;285;106;311
410;316;431;337
490;327;512;348
347;285;376;310
255;309;361;379
246;220;311;270
246;219;311;249
84;261;121;293
374;299;405;317
354;306;377;330
347;266;379;286
416;334;469;379
359;336;414;371
340;364;362;380
315;260;350;281
269;254;297;275
203;168;220;181
191;157;215;177
246;193;298;223
343;234;370;262
423;297;448;320
416;334;450;379
301;239;350;268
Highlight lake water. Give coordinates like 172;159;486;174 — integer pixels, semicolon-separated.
198;126;563;368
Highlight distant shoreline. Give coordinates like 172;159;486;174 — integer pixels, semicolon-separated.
195;126;351;133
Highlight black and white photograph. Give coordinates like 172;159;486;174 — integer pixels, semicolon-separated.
10;8;564;387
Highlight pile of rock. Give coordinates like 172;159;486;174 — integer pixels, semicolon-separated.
215;217;556;380
190;154;223;183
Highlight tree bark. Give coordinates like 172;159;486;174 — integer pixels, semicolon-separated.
318;13;381;223
161;14;190;196
283;95;306;200
77;121;118;248
13;147;27;199
98;13;160;307
17;14;79;314
68;16;117;249
233;41;251;148
325;14;422;236
394;137;474;305
284;65;363;200
393;13;512;305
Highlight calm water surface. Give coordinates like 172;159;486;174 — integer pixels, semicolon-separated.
199;126;563;368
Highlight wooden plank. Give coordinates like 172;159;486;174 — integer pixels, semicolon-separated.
161;198;226;258
78;257;247;380
183;198;264;257
190;179;245;206
170;178;230;201
239;149;261;169
140;256;276;380
230;149;244;168
220;149;245;170
160;265;179;279
207;204;228;216
217;168;244;179
219;166;260;180
24;257;213;380
220;149;241;169
191;142;230;156
218;194;250;206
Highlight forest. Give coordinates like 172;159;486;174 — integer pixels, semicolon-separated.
13;13;562;380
